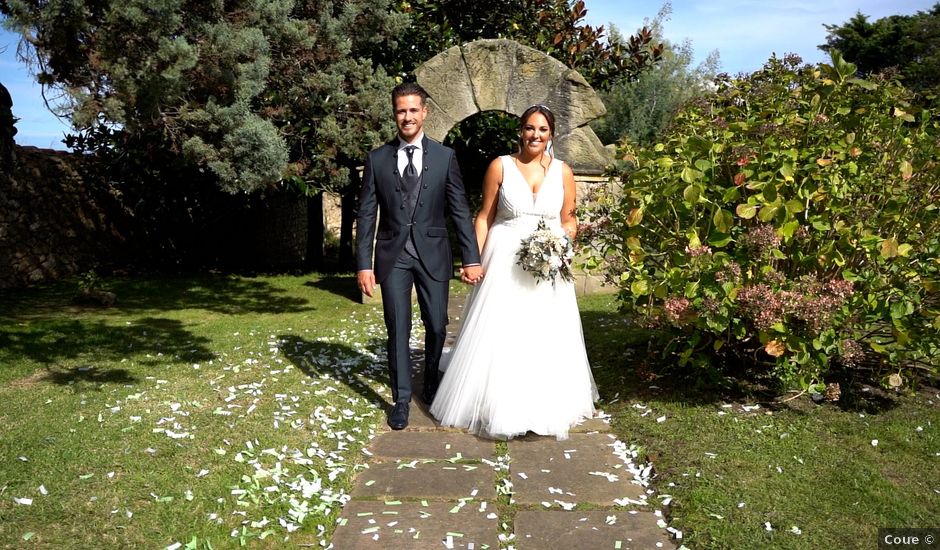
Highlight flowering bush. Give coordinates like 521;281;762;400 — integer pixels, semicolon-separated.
583;52;940;389
517;218;575;287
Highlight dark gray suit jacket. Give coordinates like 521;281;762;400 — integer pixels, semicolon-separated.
356;135;481;283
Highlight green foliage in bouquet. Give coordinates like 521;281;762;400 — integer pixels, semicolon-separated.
582;52;940;389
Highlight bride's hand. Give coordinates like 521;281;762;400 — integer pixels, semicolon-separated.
460;265;484;285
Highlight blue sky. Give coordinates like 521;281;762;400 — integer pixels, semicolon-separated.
2;0;938;150
585;0;938;73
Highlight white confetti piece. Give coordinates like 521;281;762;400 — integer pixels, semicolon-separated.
14;497;33;505
871;439;879;446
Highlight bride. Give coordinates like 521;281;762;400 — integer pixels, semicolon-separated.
430;104;598;440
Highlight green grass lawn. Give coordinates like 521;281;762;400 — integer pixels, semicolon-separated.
0;275;937;549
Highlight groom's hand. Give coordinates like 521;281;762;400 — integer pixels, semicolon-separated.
461;265;483;285
357;270;377;297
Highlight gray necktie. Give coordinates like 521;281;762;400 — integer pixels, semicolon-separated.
403;145;419;190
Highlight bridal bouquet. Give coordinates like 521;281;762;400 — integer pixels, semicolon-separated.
516;218;575;287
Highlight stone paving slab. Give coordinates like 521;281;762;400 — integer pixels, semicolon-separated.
508;433;645;506
353;461;496;500
368;431;495;461
569;417;612;433
514;510;676;550
404;400;443;430
331;500;500;550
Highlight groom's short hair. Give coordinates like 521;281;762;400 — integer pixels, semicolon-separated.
392;82;428;107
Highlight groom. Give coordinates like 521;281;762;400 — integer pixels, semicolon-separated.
356;82;483;430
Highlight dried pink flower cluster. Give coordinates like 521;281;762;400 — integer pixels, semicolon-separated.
686;244;712;257
825;278;854;300
840;339;864;368
664;297;692;325
791;277;855;331
740;225;781;254
737;277;855;333
736;283;786;331
761;269;786;286
714;261;742;284
578;217;611;242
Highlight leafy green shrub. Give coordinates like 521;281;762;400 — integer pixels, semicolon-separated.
582;52;940;389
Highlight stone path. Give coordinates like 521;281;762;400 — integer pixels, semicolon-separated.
332;294;678;549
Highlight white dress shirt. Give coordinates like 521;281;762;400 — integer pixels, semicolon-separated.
397;133;424;176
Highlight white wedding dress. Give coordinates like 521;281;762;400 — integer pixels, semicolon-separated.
430;155;598;440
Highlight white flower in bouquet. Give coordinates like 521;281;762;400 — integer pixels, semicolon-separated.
516;218;574;287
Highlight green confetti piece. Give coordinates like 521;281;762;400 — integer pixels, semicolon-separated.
413;531;421;539
446;532;464;537
384;500;401;505
79;473;94;480
394;529;403;534
361;526;379;534
615;541;622;549
338;518;348;526
356;512;374;517
421;500;429;507
365;480;376;486
449;505;462;513
22;532;35;541
382;511;399;515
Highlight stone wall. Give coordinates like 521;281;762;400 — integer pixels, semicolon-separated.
0;146;124;289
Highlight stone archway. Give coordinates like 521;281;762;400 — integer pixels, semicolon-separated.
415;39;610;175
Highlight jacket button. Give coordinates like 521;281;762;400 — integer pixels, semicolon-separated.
400;204;405;209
422;184;428;189
419;201;424;207
395;187;400;192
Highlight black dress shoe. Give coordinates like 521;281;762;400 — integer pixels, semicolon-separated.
387;401;409;430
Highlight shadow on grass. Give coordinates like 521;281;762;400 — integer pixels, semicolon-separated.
38;365;139;387
109;275;316;315
277;334;389;408
580;307;915;415
1;274;314;318
580;309;763;407
0;316;215;369
304;275;360;303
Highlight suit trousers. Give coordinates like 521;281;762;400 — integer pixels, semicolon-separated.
382;253;449;404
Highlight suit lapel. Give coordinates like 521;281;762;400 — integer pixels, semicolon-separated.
413;135;433;208
383;139;405;189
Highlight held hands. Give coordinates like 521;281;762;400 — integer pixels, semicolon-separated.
357;270;377;298
460;265;484;285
